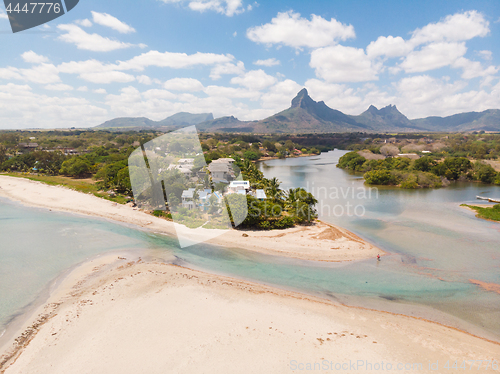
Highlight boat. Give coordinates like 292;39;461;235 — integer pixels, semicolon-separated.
476;196;500;203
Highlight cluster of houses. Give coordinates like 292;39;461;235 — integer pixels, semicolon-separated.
16;143;81;156
167;158;196;178
180;181;268;211
181;188;224;211
178;157;267;211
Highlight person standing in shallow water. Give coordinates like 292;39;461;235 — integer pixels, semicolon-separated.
377;254;381;261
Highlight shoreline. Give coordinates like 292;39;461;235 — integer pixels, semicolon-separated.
460;204;500;223
0;175;384;263
1;255;499;373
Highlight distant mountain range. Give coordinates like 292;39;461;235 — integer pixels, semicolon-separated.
95;89;500;133
96;112;214;131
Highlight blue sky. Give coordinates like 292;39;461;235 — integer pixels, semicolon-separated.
1;0;500;129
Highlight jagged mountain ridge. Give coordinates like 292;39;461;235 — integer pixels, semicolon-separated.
96;89;500;133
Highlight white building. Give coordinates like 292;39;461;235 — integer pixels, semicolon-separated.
208;163;231;183
228;181;250;194
254;189;267;200
181;188;195;209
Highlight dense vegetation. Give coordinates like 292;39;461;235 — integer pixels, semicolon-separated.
344;132;500;160
338;151;500;188
0;130;160;197
230;159;318;229
0;130;318;230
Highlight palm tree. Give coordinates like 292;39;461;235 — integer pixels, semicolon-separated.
264;177;284;202
285;188;299;209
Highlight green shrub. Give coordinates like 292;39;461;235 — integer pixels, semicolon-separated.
338;151;367;172
364;169;397;185
400;174;418;189
152;210;172;219
474;163;497;184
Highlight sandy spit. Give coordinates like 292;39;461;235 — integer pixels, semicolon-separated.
0;175;383;262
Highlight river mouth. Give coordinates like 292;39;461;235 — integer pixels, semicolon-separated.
1;157;500;343
258;150;500;340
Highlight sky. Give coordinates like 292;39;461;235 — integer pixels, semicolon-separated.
1;0;500;129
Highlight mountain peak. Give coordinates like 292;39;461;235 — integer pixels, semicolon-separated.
291;88;312;108
379;104;402;115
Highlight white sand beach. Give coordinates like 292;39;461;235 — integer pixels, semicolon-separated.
0;175;382;262
1;256;499;374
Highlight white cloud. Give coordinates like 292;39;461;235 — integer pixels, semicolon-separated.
58;59;135;84
82;71;136;84
259;79;302;109
400;42;467;73
247;11;355;49
0;83;107;129
366;36;412;58
142;89;177;100
410;10;489;46
118;50;234;71
164;78;204;91
75;19;92;27
137;75;153;85
57;51;237;84
396;76;500;119
452;57;499;80
77;86;88;92
310;45;379;82
304;79;350;102
45;84;74;91
57;24;133;52
94;88;107;94
395;75;468;116
254;58;280;67
230;69;276;90
210;61;245;79
204;85;260;100
367;11;491;66
21;51;49;64
91;11;136;34
158;0;247;17
0;64;61;84
0;10;7;19
477;50;493;61
0;68;24;81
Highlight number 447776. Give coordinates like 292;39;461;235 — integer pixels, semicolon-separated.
5;3;62;14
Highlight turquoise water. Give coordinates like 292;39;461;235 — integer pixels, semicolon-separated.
0;199;168;336
259;151;500;338
1;153;500;342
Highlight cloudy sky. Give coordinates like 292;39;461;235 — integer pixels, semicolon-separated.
1;0;500;129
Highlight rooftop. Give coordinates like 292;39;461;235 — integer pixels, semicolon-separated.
208;163;230;172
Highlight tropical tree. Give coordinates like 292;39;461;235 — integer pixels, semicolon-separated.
262;177;284;202
60;157;91;177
